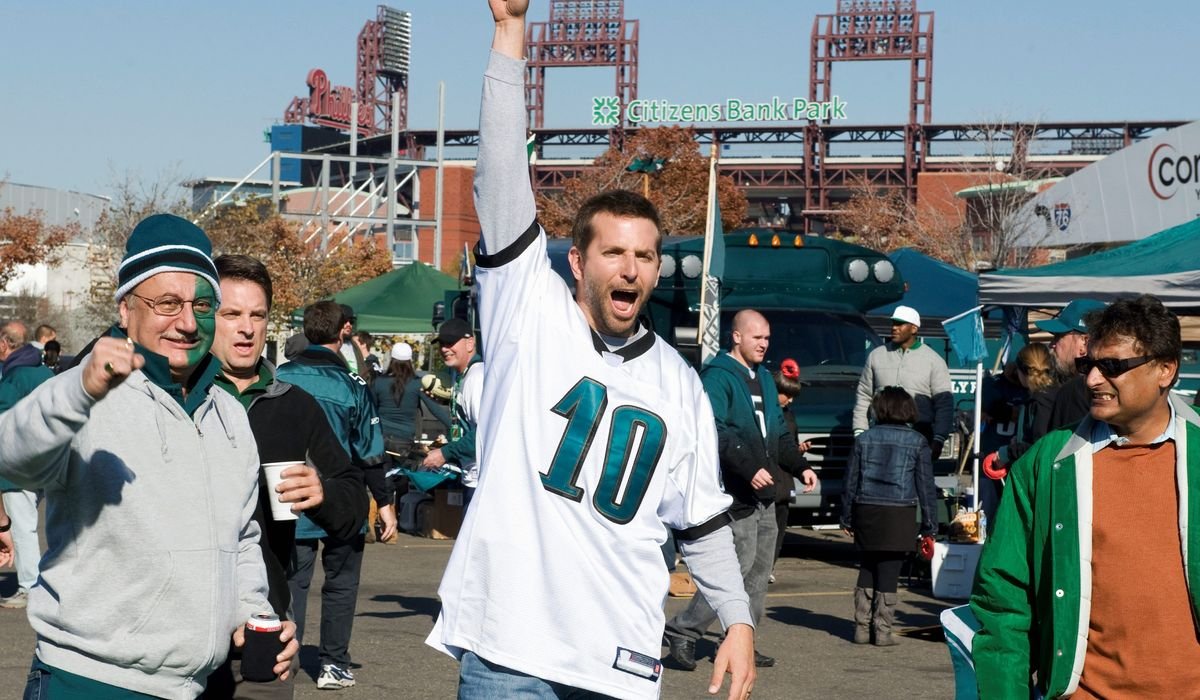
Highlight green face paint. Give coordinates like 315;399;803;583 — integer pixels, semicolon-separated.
188;276;217;366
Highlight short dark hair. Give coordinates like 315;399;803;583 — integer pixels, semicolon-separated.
354;330;373;346
773;371;803;398
1088;294;1181;382
571;189;663;254
303;300;346;345
214;254;274;309
873;386;919;426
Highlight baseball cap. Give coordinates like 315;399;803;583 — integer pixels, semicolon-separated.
390;342;413;362
890;305;921;328
434;318;474;345
1034;299;1105;335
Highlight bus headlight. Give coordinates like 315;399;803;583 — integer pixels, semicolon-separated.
681;254;703;279
847;258;869;283
873;259;895;283
659;254;676;279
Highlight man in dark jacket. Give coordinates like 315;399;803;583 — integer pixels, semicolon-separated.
1036;298;1105;441
204;255;368;699
277;300;392;690
665;310;817;670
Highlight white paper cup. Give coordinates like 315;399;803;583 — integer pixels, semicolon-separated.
262;462;303;521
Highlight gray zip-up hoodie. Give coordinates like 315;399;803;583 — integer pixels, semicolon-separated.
0;360;270;698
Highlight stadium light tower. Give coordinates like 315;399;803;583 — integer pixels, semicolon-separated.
525;0;639;129
810;0;934;125
283;5;411;137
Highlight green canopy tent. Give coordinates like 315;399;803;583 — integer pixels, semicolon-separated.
328;262;462;334
979;217;1200;312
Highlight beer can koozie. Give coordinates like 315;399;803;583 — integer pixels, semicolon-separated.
242;612;284;682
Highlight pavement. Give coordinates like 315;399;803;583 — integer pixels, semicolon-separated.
0;528;957;699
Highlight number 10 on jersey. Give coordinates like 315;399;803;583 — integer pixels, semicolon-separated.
541;378;667;524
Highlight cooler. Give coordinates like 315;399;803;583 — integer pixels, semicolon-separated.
931;542;983;600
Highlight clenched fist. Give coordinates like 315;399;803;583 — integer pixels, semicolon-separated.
82;337;145;400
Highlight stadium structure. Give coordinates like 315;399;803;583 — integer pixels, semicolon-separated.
192;1;1187;270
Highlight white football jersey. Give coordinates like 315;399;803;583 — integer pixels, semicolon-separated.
428;224;730;699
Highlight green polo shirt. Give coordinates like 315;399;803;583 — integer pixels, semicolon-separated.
213;363;272;411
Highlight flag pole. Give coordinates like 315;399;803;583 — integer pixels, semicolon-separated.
697;150;721;365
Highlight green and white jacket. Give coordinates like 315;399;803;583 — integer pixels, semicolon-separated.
970;392;1200;699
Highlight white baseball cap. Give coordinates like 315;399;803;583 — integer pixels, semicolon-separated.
390;342;413;361
890;305;921;328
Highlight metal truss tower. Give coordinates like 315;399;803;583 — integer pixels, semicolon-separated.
525;0;639;129
806;0;934;227
284;5;411;137
359;6;412;135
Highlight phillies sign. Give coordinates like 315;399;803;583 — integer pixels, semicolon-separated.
305;69;372;134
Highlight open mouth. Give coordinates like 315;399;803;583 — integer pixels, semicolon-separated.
1091;391;1116;404
610;290;638;316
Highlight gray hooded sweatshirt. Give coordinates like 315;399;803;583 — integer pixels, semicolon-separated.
0;361;270;698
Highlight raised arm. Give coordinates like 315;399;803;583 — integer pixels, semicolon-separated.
476;0;537;256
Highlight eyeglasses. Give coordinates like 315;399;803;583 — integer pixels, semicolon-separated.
1075;355;1154;378
131;293;216;317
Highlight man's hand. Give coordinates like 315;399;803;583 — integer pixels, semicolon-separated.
230;620;299;681
81;337;145;400
797;440;812;454
422;448;447;470
489;0;527;58
377;503;398;542
749;468;774;490
799;468;819;494
277;465;324;513
710;623;755;699
488;0;528;23
0;529;13;568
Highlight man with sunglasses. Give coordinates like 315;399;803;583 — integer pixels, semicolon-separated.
0;214;294;697
972;294;1200;698
1031;298;1105;442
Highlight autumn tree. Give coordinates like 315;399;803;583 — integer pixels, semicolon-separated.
536;126;747;238
831;120;1067;270
0;205;76;292
205;199;393;328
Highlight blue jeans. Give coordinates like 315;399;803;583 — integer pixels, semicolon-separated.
458;652;616;700
3;489;41;593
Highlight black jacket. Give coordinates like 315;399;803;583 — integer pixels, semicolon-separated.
246;367;368;618
1044;375;1090;440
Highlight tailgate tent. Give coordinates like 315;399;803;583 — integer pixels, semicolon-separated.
332;262;461;334
979;218;1200;311
873;248;981;320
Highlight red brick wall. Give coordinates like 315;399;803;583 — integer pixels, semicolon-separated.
416;165;480;273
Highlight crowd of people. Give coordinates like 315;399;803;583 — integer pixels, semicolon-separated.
0;2;1196;699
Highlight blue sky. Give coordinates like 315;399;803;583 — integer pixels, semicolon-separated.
2;0;1196;197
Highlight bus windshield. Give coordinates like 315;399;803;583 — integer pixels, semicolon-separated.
723;309;882;379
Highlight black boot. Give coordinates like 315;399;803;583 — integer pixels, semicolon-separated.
754;651;776;667
666;635;697;671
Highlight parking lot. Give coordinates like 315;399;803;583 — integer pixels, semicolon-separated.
0;528;956;699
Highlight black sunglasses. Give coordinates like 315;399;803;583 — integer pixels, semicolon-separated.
1075;355;1154;378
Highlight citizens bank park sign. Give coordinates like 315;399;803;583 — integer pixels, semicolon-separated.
1020;119;1200;246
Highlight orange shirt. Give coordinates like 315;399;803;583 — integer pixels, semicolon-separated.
1075;442;1200;699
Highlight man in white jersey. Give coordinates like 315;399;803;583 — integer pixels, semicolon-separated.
425;2;755;699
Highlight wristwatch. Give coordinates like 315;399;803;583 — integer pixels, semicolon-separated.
0;517;10;533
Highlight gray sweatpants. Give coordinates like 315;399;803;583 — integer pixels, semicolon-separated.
666;502;777;641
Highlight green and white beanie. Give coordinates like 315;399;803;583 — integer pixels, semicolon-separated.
114;214;221;303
